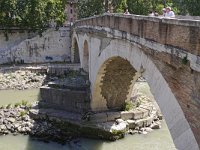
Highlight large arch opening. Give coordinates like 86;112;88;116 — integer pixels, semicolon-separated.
91;56;138;111
71;38;80;63
83;40;89;72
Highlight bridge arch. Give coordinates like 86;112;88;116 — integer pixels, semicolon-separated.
82;40;89;72
71;37;80;63
89;38;198;150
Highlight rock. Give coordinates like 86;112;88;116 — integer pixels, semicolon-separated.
3;119;8;125
132;110;143;120
145;127;153;132
26;122;34;128
126;120;135;129
0;111;4;116
0;119;3;125
111;122;127;133
0;124;6;130
22;115;30;121
14;123;20;129
5;124;12;130
142;131;148;135
13;132;18;136
116;119;124;124
128;129;138;135
135;119;145;128
29;109;39;119
158;114;163;120
145;116;154;126
25;127;31;133
7;117;16;123
150;123;161;129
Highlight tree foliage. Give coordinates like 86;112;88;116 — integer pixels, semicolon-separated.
77;0;127;19
173;0;200;16
0;0;67;29
77;0;104;19
126;0;152;15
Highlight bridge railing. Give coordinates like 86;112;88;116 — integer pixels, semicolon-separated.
74;13;200;56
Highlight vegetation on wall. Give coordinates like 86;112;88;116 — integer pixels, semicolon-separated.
0;0;67;29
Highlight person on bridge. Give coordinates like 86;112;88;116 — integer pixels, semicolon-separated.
164;7;175;18
124;9;130;15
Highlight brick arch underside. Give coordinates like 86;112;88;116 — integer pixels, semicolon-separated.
100;57;136;110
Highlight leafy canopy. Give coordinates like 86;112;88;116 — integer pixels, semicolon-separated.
0;0;67;29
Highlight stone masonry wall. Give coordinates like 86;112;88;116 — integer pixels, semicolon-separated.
74;14;200;149
40;87;90;113
75;14;200;56
0;27;71;64
141;45;200;146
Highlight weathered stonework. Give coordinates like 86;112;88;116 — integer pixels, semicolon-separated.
73;14;200;150
0;27;71;64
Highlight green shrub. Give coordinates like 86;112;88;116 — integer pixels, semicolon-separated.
14;102;21;108
21;100;28;106
123;101;134;111
6;103;12;109
182;56;188;65
19;110;28;117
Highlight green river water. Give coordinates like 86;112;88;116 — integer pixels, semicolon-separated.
0;89;176;150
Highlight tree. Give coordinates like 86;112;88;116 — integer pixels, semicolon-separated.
77;0;104;19
173;0;200;16
126;0;152;15
0;0;67;29
77;0;128;19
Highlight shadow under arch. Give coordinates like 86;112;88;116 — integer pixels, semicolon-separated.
71;37;80;63
90;45;198;150
83;40;89;72
91;56;137;111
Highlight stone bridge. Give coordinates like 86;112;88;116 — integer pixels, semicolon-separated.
71;14;200;150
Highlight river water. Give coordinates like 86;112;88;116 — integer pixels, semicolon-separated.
0;88;176;150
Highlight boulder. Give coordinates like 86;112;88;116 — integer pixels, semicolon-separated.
0;124;6;130
116;119;124;124
126;120;135;129
150;122;161;129
111;122;127;133
7;117;16;123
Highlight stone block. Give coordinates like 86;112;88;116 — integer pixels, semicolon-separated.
132;110;143;120
120;111;133;120
89;113;107;123
116;119;124;124
140;105;153;113
135;119;145;128
137;108;149;118
106;112;121;121
146;116;154;126
126;120;136;129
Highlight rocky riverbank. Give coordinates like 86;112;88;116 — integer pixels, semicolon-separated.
0;103;77;144
0;70;46;90
0;91;163;145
